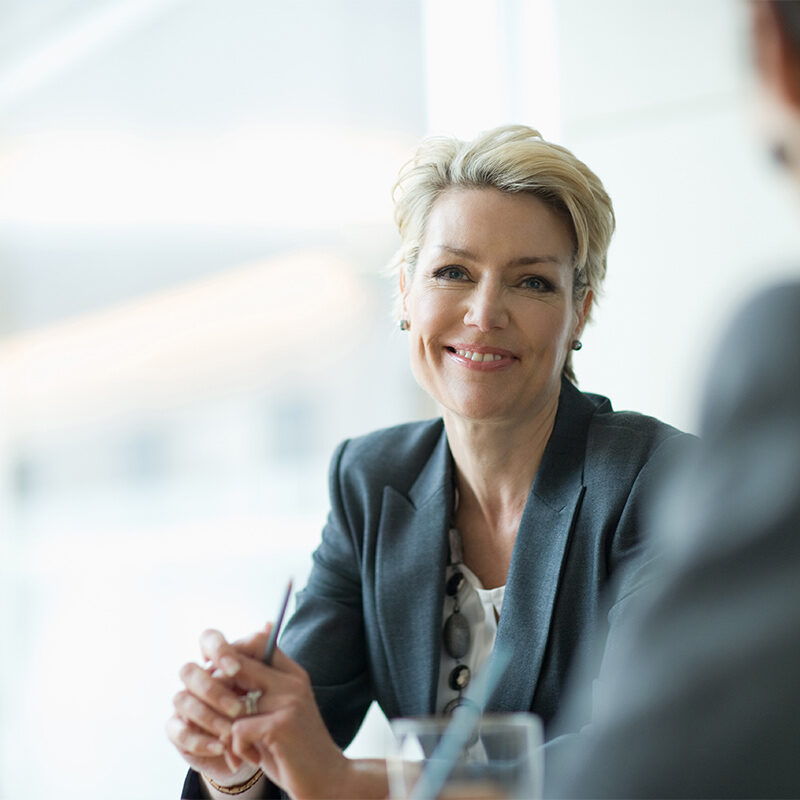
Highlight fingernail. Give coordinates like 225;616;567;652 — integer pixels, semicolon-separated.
222;697;242;718
217;721;233;742
201;630;224;650
221;656;240;677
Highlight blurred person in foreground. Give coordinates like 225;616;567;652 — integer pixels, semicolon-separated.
546;2;800;798
166;124;689;799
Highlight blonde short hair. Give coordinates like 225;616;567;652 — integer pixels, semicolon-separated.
390;124;615;383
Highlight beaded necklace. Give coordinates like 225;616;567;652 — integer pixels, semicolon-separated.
441;489;475;715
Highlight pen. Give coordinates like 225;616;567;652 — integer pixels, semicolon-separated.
263;579;293;665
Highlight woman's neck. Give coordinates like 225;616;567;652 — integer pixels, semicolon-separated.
443;394;559;534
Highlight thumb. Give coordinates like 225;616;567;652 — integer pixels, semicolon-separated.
231;624;274;661
266;643;306;677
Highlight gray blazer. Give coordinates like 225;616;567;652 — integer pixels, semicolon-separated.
278;378;687;748
547;284;800;799
182;378;686;797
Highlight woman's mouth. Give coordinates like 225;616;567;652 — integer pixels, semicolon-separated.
452;348;502;362
445;345;516;367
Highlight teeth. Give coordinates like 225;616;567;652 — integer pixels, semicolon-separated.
455;349;503;362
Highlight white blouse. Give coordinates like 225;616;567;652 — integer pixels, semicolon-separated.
435;561;506;714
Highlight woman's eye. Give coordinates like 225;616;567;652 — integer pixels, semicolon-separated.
521;276;550;291
435;266;468;281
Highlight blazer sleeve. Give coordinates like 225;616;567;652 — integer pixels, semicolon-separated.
547;283;800;798
273;438;375;749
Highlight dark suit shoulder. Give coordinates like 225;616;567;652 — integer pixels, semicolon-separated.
723;279;800;336
550;284;800;798
702;280;800;436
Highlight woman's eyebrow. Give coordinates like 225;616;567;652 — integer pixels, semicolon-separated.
507;255;562;267
431;245;476;259
433;245;562;266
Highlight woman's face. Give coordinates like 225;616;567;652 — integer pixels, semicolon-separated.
402;187;591;426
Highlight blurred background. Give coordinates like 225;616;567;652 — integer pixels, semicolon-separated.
2;1;800;797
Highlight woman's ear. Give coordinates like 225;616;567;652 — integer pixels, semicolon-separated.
575;289;593;338
398;268;410;318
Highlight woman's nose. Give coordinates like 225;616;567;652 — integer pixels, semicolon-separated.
463;282;509;331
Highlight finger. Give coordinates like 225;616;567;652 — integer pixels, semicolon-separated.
223;748;243;774
227;625;306;676
218;650;298;700
166;714;225;758
199;629;242;678
180;661;243;719
230;714;279;770
230;644;308;690
230;624;273;661
173;689;233;741
201;624;279;678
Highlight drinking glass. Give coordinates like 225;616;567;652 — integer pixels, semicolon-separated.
387;712;543;800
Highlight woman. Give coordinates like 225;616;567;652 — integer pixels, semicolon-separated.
168;125;689;799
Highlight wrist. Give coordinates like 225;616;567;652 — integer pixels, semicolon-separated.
202;768;265;799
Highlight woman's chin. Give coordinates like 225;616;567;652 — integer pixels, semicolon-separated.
441;399;520;425
438;387;559;428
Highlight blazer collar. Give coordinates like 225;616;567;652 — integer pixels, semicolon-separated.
489;379;597;711
375;380;598;717
375;424;453;717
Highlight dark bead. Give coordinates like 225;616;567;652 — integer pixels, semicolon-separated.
442;698;480;745
448;663;471;691
446;571;465;596
443;611;471;658
444;696;480;716
443;697;463;715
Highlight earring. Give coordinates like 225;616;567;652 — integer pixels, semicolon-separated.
571;339;583;351
399;319;410;331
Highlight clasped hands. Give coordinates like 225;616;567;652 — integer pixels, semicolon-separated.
167;626;351;799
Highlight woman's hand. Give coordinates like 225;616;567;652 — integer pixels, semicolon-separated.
166;630;257;788
207;627;355;799
169;626;388;799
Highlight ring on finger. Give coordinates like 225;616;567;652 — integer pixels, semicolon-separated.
243;689;262;716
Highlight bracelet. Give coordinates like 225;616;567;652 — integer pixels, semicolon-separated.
205;769;264;795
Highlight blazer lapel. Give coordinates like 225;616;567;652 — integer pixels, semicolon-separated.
375;425;453;717
488;380;595;712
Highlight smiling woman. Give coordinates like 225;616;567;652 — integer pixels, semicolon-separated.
401;188;587;429
169;125;692;800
